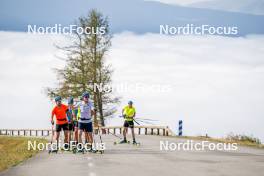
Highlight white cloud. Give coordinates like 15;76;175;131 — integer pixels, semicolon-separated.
0;31;264;142
108;32;264;141
149;0;264;15
146;0;214;6
0;32;67;128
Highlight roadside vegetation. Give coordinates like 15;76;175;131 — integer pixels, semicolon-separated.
178;133;263;149
0;136;47;172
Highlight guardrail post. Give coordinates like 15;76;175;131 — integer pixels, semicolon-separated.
157;128;160;135
119;128;122;134
138;128;141;135
145;128;147;135
151;128;154;135
113;128;116;134
11;130;14;136
178;120;183;136
18;130;20;136
29;130;32;136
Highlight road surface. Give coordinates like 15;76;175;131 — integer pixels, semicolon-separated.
1;135;264;176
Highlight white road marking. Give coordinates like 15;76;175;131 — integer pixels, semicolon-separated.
88;162;94;167
89;172;96;176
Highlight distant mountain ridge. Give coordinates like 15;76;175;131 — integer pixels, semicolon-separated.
0;0;264;36
189;0;264;15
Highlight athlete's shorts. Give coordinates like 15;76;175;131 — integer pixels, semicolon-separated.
124;121;134;128
55;123;69;132
68;123;74;131
78;122;93;132
73;121;78;128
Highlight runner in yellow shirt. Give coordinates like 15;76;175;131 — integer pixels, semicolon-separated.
120;101;137;144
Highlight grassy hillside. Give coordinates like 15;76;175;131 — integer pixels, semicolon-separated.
0;136;47;172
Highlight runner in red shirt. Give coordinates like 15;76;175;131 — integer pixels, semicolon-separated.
51;96;69;146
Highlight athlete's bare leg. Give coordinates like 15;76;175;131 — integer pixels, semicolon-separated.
87;132;93;144
68;130;72;143
123;127;128;140
55;131;60;150
131;127;135;141
64;130;69;143
78;129;83;144
74;127;78;142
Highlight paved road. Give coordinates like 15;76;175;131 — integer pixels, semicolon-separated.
1;135;264;176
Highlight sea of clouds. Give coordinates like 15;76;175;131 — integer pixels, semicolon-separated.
0;31;263;141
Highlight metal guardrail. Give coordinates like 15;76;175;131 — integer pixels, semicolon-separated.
99;126;174;136
0;126;174;137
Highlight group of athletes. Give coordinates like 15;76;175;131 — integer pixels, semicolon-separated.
51;91;138;150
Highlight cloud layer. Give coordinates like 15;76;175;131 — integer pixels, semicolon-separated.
0;31;264;141
109;32;264;141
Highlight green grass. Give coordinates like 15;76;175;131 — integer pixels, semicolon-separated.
0;136;47;172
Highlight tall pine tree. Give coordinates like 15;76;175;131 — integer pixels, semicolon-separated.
46;9;119;126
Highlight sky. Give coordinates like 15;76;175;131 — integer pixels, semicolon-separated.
1;0;264;35
147;0;213;6
151;0;264;15
0;31;264;142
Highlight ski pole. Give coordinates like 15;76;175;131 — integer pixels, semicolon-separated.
92;131;96;150
94;108;103;144
108;130;123;140
135;118;159;121
136;119;155;125
133;119;140;125
51;124;54;144
97;125;103;144
120;115;140;125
